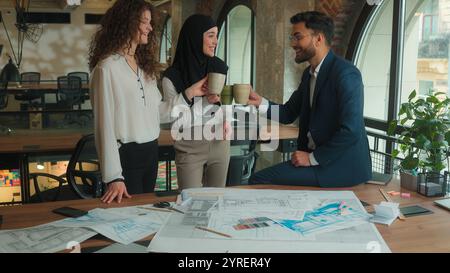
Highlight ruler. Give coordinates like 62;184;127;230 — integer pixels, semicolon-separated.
379;188;406;221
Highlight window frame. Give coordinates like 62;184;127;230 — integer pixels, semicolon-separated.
347;0;407;155
217;0;255;86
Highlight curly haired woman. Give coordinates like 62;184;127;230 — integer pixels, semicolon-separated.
89;0;206;203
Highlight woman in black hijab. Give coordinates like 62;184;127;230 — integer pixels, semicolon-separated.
162;14;230;190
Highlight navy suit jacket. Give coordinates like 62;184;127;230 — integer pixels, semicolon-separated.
267;50;372;187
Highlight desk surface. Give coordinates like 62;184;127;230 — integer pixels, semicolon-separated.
0;125;299;153
7;83;89;92
0;182;449;252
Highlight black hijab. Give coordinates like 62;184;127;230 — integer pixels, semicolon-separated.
163;14;228;94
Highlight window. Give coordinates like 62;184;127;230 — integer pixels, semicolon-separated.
353;0;450;123
354;0;394;121
160;16;172;64
217;4;254;85
401;0;449;104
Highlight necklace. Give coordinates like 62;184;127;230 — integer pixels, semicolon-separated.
123;56;146;106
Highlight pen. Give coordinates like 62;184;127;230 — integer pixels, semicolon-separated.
195;226;232;238
168;207;185;214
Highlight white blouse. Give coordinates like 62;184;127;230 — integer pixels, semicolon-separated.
90;54;188;183
162;77;225;128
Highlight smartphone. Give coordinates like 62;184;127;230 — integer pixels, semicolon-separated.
52;207;88;218
155;190;180;197
399;205;433;217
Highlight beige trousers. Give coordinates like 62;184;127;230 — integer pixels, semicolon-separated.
174;139;230;189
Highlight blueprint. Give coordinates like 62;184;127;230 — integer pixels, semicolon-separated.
51;207;170;245
148;188;391;253
277;202;372;236
0;224;96;253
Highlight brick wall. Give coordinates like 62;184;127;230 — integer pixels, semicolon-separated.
317;0;366;57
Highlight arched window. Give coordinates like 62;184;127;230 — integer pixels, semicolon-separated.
349;0;450;163
216;2;255;85
160;15;172;64
351;0;449;125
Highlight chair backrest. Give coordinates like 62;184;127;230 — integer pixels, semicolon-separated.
66;134;105;199
0;81;8;110
57;75;83;107
67;72;89;84
20;72;40;84
226;140;257;186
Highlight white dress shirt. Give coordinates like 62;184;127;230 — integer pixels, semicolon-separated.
259;55;327;166
90;54;187;183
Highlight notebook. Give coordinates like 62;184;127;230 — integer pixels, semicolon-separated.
366;172;393;186
434;198;450;211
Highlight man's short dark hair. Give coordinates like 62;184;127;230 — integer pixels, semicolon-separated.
290;11;334;46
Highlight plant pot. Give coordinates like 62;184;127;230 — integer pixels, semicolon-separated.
417;171;448;197
400;171;418;191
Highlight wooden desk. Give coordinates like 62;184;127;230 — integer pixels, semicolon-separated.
0;125;298;153
0;125;299;202
0;182;449;252
7;83;90;93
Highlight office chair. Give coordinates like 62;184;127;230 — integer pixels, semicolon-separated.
68;72;89;103
15;72;42;109
67;72;89;84
0;81;12;134
28;134;103;202
66;134;104;199
225;140;258;186
57;75;85;127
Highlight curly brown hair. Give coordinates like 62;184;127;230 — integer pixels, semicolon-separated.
88;0;158;79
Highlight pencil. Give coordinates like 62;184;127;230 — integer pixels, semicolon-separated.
137;206;172;213
195;226;232;238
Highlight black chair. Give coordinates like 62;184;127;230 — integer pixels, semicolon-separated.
0;81;8;110
28;134;104;202
57;76;83;109
29;172;79;203
14;72;41;109
226;140;258;186
57;76;85;126
67;72;89;84
68;72;89;103
0;81;12;134
66;134;105;199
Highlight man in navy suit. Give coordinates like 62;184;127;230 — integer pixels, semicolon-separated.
248;11;372;187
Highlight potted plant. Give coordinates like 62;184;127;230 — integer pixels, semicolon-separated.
388;89;450;196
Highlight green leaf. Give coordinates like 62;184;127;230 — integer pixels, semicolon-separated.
426;96;440;104
402;157;419;171
408;90;417;101
387;120;397;136
415;134;431;149
392;150;399;158
400;118;409;125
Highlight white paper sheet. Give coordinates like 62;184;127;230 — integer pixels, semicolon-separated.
0;224;96;253
149;188;391;253
51;207;169;245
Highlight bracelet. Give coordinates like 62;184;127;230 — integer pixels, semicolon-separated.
108;178;124;184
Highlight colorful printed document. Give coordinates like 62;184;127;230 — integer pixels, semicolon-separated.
277;202;372;236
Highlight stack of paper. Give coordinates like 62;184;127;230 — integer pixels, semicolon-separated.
370;202;399;226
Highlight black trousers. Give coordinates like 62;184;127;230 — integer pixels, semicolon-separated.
118;140;158;194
